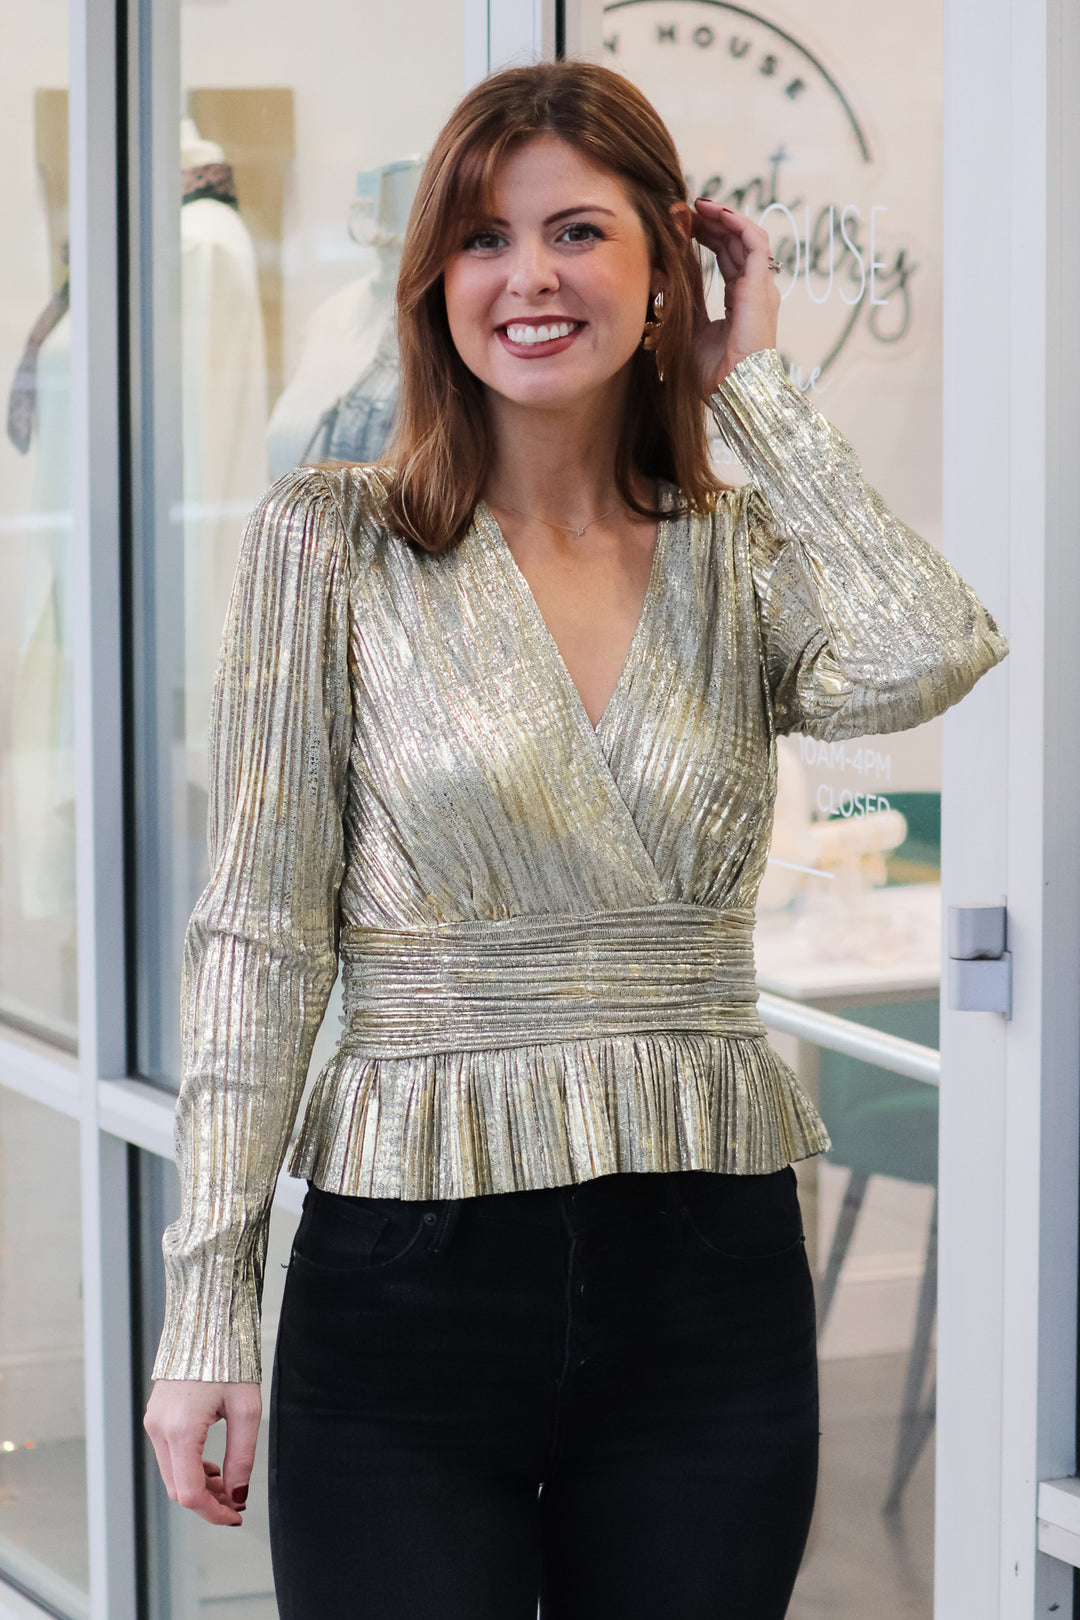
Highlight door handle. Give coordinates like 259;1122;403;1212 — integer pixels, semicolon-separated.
946;903;1012;1018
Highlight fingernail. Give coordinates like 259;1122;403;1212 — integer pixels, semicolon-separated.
233;1485;248;1505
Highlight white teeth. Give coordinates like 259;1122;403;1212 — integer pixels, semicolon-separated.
505;321;576;345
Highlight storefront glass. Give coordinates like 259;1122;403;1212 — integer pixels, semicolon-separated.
0;0;77;1050
0;1088;88;1617
134;3;468;1607
132;0;467;1087
565;3;943;1611
133;2;944;1610
127;3;466;1088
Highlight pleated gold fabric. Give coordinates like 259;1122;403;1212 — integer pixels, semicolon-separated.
337;904;765;1055
153;348;1009;1381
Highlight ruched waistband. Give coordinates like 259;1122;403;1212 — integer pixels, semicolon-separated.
337;903;765;1057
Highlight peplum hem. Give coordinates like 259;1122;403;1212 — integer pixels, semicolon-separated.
287;1033;831;1201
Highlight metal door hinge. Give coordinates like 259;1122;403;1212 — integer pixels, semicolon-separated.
946;903;1012;1018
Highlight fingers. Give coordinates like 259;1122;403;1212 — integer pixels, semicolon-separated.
202;1460;239;1511
222;1384;262;1513
687;197;780;391
144;1380;256;1529
146;1424;177;1503
713;237;746;286
167;1412;243;1527
692;199;773;278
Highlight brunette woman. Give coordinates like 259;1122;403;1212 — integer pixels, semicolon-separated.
145;60;1006;1620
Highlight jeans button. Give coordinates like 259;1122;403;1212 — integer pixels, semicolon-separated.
423;1211;437;1226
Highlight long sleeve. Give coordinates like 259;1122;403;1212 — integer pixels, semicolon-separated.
153;469;353;1383
709;347;1009;739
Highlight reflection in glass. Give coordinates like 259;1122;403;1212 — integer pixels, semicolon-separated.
565;1;944;1611
0;2;77;1048
0;1087;88;1615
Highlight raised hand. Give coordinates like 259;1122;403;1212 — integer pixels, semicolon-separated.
688;200;780;399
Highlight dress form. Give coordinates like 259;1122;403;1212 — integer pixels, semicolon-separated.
180;118;269;798
9;311;75;929
265;157;421;476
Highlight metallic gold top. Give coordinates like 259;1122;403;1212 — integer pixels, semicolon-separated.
153;348;1008;1382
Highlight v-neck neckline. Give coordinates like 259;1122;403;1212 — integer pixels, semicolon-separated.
476;481;674;740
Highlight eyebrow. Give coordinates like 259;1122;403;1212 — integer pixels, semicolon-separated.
481;205;617;227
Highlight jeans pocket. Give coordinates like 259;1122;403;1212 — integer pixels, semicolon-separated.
290;1183;436;1274
678;1166;806;1261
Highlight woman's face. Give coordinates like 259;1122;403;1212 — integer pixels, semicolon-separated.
442;133;661;414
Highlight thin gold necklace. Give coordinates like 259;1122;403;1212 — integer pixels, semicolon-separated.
489;497;624;538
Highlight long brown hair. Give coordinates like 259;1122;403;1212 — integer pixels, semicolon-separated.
381;59;722;555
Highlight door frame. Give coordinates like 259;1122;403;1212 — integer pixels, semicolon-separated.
938;0;1080;1613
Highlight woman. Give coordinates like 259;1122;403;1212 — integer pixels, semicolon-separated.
145;60;1007;1620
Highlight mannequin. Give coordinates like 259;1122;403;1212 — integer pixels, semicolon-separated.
8;295;75;931
265;157;421;476
180;118;269;801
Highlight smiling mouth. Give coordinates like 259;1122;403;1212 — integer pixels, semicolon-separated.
498;320;585;346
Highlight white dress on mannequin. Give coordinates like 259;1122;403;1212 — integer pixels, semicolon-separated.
180;121;270;793
10;310;75;925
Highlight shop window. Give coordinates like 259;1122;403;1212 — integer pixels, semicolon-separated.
564;2;944;1611
131;0;468;1086
0;1087;88;1616
0;0;77;1050
131;3;468;1609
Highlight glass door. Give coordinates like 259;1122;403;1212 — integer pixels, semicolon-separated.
127;0;471;1610
564;4;946;1612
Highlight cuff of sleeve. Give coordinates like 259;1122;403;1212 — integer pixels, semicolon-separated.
151;1246;263;1384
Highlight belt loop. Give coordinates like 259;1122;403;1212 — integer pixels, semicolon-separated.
430;1198;461;1255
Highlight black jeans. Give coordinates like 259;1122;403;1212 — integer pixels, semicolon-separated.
268;1166;819;1620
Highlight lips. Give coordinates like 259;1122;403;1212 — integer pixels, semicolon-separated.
496;319;585;357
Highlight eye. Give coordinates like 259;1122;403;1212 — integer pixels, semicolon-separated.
558;221;605;245
462;229;506;254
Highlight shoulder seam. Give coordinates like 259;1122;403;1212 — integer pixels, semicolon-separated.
311;463;391;548
310;467;353;548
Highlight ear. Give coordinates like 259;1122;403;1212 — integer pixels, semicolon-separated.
669;199;694;248
651;201;693;300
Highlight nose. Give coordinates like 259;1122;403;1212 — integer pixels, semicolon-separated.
504;236;560;300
